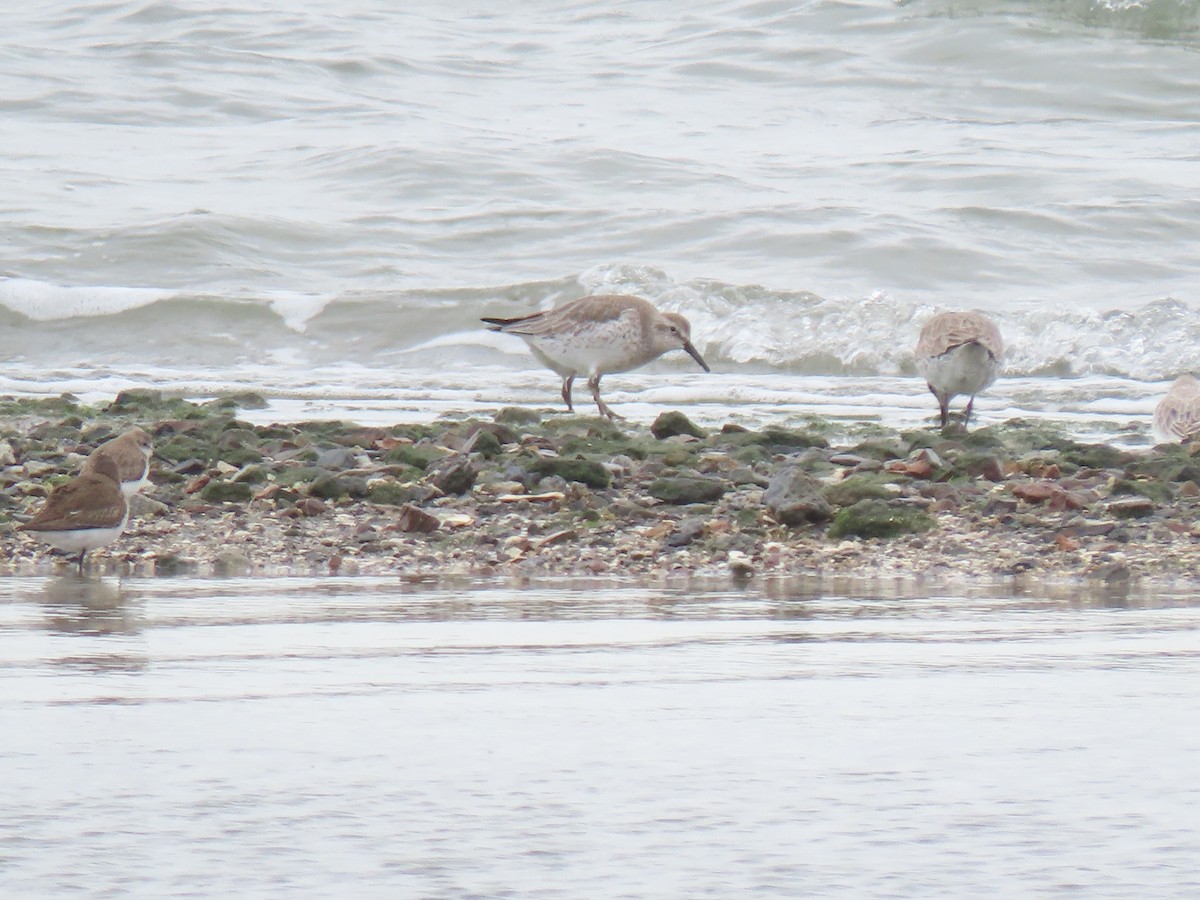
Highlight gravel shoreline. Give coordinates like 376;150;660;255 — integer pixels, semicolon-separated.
1;390;1198;587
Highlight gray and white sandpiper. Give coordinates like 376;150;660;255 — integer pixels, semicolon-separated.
20;454;130;575
482;294;710;419
82;427;153;497
1153;375;1200;443
915;310;1004;428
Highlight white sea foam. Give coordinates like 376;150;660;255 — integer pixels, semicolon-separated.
0;278;175;321
264;292;337;333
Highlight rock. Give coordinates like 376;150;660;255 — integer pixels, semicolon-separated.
199;480;253;503
340;476;371;499
220;390;269;410
533;529;576;551
1107;497;1155;519
129;494;169;517
154;552;196;575
821;474;896;508
465;421;518;445
727;551;754;580
383;444;441;470
232;465;269;484
1089;561;1131;583
1012;481;1061;504
827;453;866;468
430;457;478;495
666;517;707;547
308;473;348;500
1055;533;1080;552
108;388;163;412
172;458;207;476
648;476;727;505
761;428;829;449
827;499;934;539
957;452;1005;482
367;480;425;506
983;497;1019;516
464;429;503;458
396;503;440;533
500;491;565;504
651;411;706;440
0;441;15;466
494;406;542;425
533;457;610;489
214;548;253;576
276;466;327;487
295;497;327;516
185;474;211;494
1047;489;1091;512
316;447;360;470
729;467;769;487
763;467;833;525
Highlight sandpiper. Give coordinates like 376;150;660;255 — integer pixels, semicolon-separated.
482;294;710;419
915;310;1004;428
21;455;130;575
82;427;153;497
1153;375;1200;443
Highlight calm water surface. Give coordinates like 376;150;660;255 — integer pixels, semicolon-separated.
3;575;1200;897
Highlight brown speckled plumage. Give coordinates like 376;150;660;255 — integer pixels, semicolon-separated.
483;294;709;419
1154;375;1200;443
915;311;1005;429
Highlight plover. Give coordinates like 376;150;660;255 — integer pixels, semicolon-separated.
21;455;130;575
83;427;153;497
482;294;710;419
1154;375;1200;443
915;310;1004;428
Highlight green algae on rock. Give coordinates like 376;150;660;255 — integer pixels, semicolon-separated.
828;499;935;539
647;476;727;505
4;396;1200;582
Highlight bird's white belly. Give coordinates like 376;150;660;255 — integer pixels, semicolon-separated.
528;334;650;377
919;343;1000;397
120;475;150;497
39;525;125;553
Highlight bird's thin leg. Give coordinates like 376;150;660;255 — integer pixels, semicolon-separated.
561;375;575;412
928;384;949;428
588;375;625;421
77;551;86;576
964;396;975;429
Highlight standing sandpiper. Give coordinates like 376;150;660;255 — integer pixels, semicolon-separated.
83;427;153;497
1153;375;1200;443
915;310;1004;428
20;455;130;575
482;294;710;419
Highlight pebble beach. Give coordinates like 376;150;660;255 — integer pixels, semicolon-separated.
2;389;1197;587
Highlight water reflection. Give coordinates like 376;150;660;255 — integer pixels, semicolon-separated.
35;575;140;636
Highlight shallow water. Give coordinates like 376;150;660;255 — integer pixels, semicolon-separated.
4;574;1200;896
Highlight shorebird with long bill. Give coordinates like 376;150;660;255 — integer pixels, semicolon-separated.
483;294;710;420
915;310;1005;429
1154;375;1200;443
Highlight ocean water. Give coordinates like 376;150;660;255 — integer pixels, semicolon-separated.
2;0;1200;432
5;574;1200;896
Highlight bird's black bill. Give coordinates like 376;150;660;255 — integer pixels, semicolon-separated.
683;341;710;373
